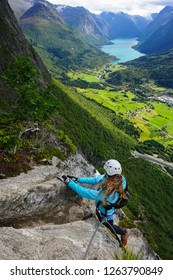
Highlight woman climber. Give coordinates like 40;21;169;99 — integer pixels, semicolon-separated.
57;159;129;246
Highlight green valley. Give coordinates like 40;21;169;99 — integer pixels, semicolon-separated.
65;67;173;147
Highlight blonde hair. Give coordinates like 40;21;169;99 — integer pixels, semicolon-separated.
99;175;126;206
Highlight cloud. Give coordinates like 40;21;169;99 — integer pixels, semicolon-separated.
48;0;173;17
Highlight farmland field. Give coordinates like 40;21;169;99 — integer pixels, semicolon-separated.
71;71;173;146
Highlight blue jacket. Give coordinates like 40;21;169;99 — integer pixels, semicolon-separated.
68;174;127;220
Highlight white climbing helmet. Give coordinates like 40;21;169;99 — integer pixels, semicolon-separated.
104;159;122;176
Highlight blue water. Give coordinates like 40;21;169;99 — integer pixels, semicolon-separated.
101;38;145;64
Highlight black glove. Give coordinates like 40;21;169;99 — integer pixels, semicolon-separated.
57;174;70;184
67;175;78;182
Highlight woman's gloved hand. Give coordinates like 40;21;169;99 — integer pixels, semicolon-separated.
67;175;78;182
57;174;70;184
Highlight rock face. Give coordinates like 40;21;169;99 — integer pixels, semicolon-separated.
0;0;51;108
0;153;96;228
0;219;120;260
0;153;159;260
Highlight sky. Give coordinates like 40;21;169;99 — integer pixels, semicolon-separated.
48;0;173;18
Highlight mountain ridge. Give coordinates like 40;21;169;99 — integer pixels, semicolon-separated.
20;0;63;24
136;5;173;54
55;5;110;46
100;11;141;39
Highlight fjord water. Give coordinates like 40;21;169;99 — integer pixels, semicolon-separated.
101;38;144;64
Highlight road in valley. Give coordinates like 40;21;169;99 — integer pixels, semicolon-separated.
132;150;173;170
